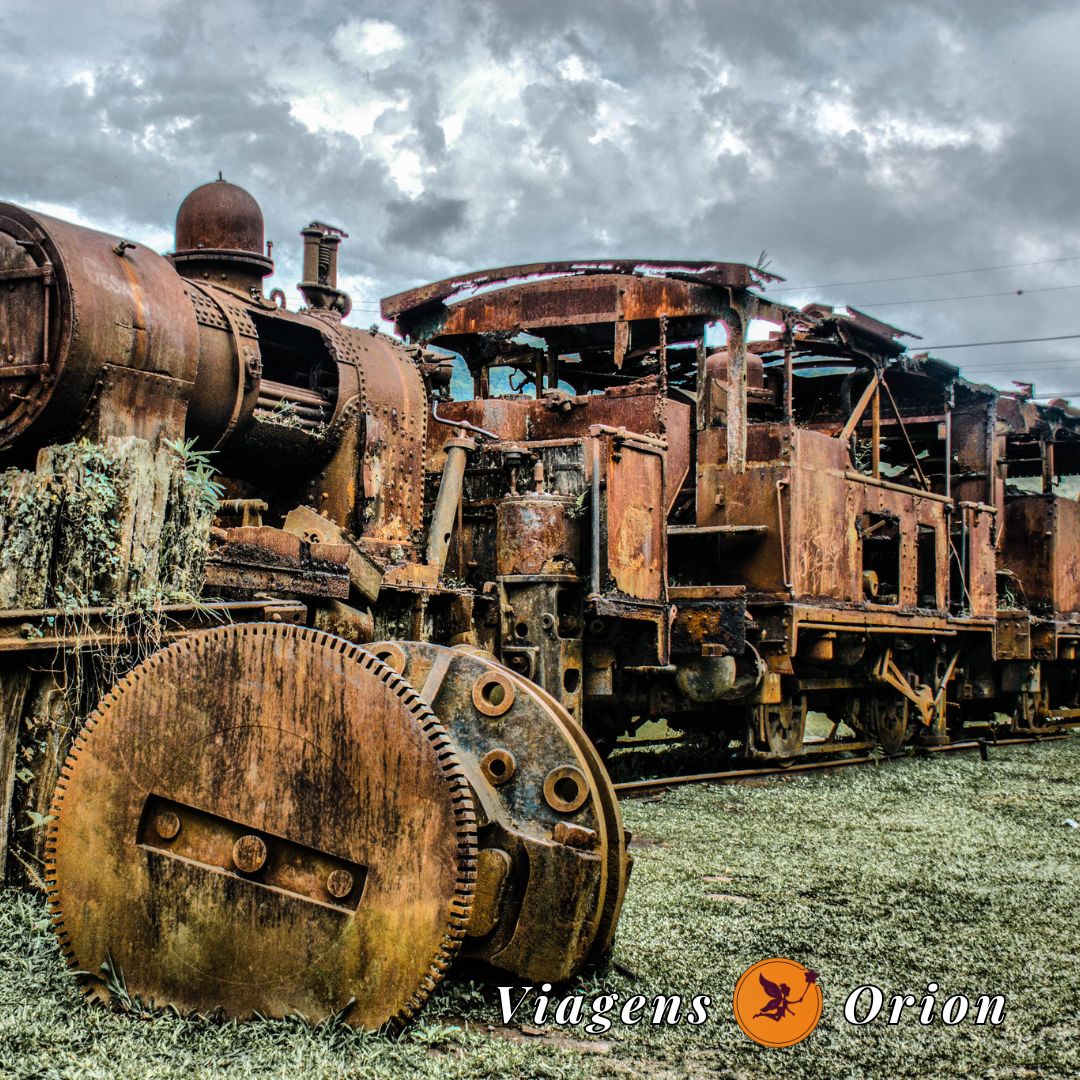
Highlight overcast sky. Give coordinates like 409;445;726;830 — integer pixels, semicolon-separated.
3;1;1079;394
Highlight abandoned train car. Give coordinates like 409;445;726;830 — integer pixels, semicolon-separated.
0;178;1077;1028
386;266;1080;760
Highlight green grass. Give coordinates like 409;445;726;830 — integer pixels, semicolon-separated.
2;740;1079;1078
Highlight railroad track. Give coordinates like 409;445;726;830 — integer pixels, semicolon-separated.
613;729;1076;798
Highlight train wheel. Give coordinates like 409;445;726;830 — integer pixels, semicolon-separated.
368;640;630;977
1009;688;1050;733
867;696;909;755
761;697;806;758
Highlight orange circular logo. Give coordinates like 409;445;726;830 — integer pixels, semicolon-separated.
733;958;822;1048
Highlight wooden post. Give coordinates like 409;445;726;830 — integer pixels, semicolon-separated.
0;659;31;881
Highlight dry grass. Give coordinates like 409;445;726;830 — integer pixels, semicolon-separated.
2;739;1078;1078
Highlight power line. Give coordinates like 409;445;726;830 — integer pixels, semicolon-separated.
770;254;1080;293
918;333;1080;350
859;282;1080;309
964;360;1080;372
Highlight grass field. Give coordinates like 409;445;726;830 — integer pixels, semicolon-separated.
2;738;1078;1079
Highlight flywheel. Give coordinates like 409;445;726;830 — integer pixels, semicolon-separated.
46;624;477;1029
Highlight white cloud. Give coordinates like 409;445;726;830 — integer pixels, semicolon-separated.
557;54;590;82
333;19;406;63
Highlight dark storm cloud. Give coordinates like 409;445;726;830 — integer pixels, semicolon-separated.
2;0;1079;390
384;194;469;250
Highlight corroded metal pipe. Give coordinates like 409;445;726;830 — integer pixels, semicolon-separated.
426;432;475;570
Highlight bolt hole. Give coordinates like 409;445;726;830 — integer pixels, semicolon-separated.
543;764;588;812
563;667;580;693
554;777;579;804
370;642;406;674
472;671;515;716
481;747;516;784
515;621;529;638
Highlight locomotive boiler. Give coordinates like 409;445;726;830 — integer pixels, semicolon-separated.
1;178;1078;1029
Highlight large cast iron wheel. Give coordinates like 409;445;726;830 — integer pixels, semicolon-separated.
368;640;630;974
47;624;477;1029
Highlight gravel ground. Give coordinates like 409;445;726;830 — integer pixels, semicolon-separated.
1;737;1077;1079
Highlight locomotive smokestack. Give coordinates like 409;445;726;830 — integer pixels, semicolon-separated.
297;222;351;317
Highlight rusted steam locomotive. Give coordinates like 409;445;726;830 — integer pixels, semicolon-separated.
0;179;1076;1027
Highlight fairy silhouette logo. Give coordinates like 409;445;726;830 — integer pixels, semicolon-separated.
733;958;823;1047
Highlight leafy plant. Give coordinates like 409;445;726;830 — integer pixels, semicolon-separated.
18;810;55;832
164;437;224;514
100;951;157;1020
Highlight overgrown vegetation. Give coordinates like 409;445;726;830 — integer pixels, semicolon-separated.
1;436;221;889
159;436;222;596
1;739;1078;1078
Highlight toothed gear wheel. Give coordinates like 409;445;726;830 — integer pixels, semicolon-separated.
46;623;477;1029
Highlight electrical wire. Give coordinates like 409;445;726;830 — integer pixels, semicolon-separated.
857;283;1080;309
961;359;1080;372
770;254;1080;293
918;333;1080;350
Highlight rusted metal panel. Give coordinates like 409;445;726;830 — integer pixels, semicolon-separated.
428;394;691;514
695;427;788;595
965;505;997;617
604;438;665;601
204;525;351;598
788;430;853;601
496;495;581;577
418;274;739;338
1000;497;1054;612
347;332;428;545
1001;496;1080;617
381;258;780;325
995;613;1032;660
1053;498;1080;614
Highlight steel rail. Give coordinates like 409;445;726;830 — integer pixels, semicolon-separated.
613;730;1077;797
